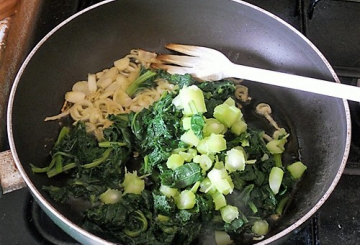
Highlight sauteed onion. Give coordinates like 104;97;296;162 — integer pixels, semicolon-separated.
44;49;175;140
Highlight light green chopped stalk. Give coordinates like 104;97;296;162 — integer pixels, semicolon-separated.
238;210;249;223
261;153;269;161
203;118;227;137
224;97;236;106
98;141;127;147
197;134;228;156
199;177;217;194
46;162;77;178
35;151;73;174
52;151;75;158
230;117;247;136
213;103;241;128
208;167;234;195
269;167;284;195
266;138;287;154
211;191;227;210
176;190;196;209
190;181;201;193
180;129;200;147
99;188;122;204
184;85;207;115
172;85;207;116
215;231;233;245
276;195;289;215
241;138;250;147
166;153;185;170
182;117;192;130
225;148;246;173
208;153;216;162
72;179;86;185
193;154;213;174
178;151;191;162
252;220;269;236
55;155;63;173
156;214;170;222
31;161;52;173
143;155;150;173
246;159;256;164
187;99;198;115
273;153;282;167
178;148;198;162
220;205;239;223
82;148;112;169
287;161;307;180
89;194;96;204
207;133;227;153
213;158;225;170
172;147;187;153
196;137;209;154
187;148;198;158
54;126;70;146
225;174;235;192
160;185;179;198
273;128;287;140
248;201;258;214
122;171;145;195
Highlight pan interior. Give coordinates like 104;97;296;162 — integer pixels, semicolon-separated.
9;0;349;244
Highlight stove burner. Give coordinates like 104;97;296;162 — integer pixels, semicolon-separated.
308;0;360;19
308;0;321;19
26;194;317;245
30;200;79;245
27;197;316;245
344;99;360;171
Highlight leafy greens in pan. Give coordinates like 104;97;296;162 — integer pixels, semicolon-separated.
33;53;307;245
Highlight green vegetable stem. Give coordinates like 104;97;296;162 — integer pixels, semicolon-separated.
126;70;157;97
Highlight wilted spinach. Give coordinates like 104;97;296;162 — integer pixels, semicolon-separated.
36;69;299;245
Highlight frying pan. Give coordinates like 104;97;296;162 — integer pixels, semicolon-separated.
7;0;351;244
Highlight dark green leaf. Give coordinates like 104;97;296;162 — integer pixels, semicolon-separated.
156;69;196;88
160;163;202;189
152;192;176;216
191;113;205;139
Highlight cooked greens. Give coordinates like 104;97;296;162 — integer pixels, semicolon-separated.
33;68;305;245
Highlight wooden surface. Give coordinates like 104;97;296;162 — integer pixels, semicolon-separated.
0;0;42;149
0;150;26;194
0;0;42;194
0;0;19;20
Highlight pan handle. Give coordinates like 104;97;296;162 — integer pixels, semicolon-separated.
0;150;26;195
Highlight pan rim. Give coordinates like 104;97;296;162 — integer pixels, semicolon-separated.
6;0;351;244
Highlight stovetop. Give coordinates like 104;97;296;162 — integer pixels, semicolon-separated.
1;0;360;244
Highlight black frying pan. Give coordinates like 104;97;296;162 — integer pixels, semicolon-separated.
7;0;350;244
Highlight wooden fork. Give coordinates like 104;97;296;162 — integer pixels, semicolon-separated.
152;43;360;102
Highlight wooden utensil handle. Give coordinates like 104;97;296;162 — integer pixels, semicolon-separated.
0;150;26;194
0;0;19;20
